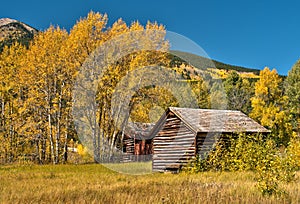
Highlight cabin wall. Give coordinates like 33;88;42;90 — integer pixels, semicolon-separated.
123;137;153;162
134;139;152;155
153;114;195;172
196;132;220;156
123;138;153;154
123;137;134;154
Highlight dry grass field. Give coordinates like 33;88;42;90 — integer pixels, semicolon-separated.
0;164;299;203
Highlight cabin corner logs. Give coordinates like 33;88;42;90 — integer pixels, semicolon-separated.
122;107;270;172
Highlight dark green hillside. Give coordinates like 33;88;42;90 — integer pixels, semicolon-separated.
169;50;260;74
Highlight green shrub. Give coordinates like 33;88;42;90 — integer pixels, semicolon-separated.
186;133;298;196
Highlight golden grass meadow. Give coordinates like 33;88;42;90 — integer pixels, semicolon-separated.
0;163;299;203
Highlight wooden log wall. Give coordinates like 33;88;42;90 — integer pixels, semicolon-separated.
196;132;221;157
123;137;134;154
153;114;196;172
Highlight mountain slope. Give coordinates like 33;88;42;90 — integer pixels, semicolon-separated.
169;50;261;79
170;50;260;73
0;18;38;51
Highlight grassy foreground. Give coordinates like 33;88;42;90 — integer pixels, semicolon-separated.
0;164;299;203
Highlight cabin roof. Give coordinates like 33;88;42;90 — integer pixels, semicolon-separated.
124;122;155;140
164;107;270;133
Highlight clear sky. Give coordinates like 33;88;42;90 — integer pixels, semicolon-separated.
1;0;300;75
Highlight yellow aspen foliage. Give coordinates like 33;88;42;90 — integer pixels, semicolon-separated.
64;11;108;71
250;67;282;124
250;67;292;146
77;144;87;156
0;11;171;163
0;43;27;162
20;26;69;163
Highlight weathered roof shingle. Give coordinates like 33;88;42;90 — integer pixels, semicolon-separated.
125;122;155;140
169;107;270;133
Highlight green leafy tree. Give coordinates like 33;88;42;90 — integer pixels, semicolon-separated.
224;71;253;114
210;82;227;110
191;78;211;109
285;60;300;135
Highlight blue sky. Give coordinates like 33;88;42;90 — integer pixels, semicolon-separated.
1;0;300;75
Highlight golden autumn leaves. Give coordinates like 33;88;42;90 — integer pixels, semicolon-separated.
0;11;169;164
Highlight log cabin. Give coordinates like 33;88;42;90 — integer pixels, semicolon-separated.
122;122;155;162
150;107;270;172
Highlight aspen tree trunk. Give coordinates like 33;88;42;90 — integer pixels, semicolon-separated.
97;106;103;162
63;112;69;163
9;101;14;162
119;114;130;161
0;97;5;161
48;106;55;164
109;102;122;158
104;102;111;161
1;97;6;142
63;131;68;163
55;115;61;163
41;135;46;163
55;86;63;164
1;97;4;131
35;138;40;164
100;106;107;161
91;101;99;162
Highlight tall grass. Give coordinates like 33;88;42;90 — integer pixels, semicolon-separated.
0;164;299;203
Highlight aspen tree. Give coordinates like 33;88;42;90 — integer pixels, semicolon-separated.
250;67;292;146
0;43;26;162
